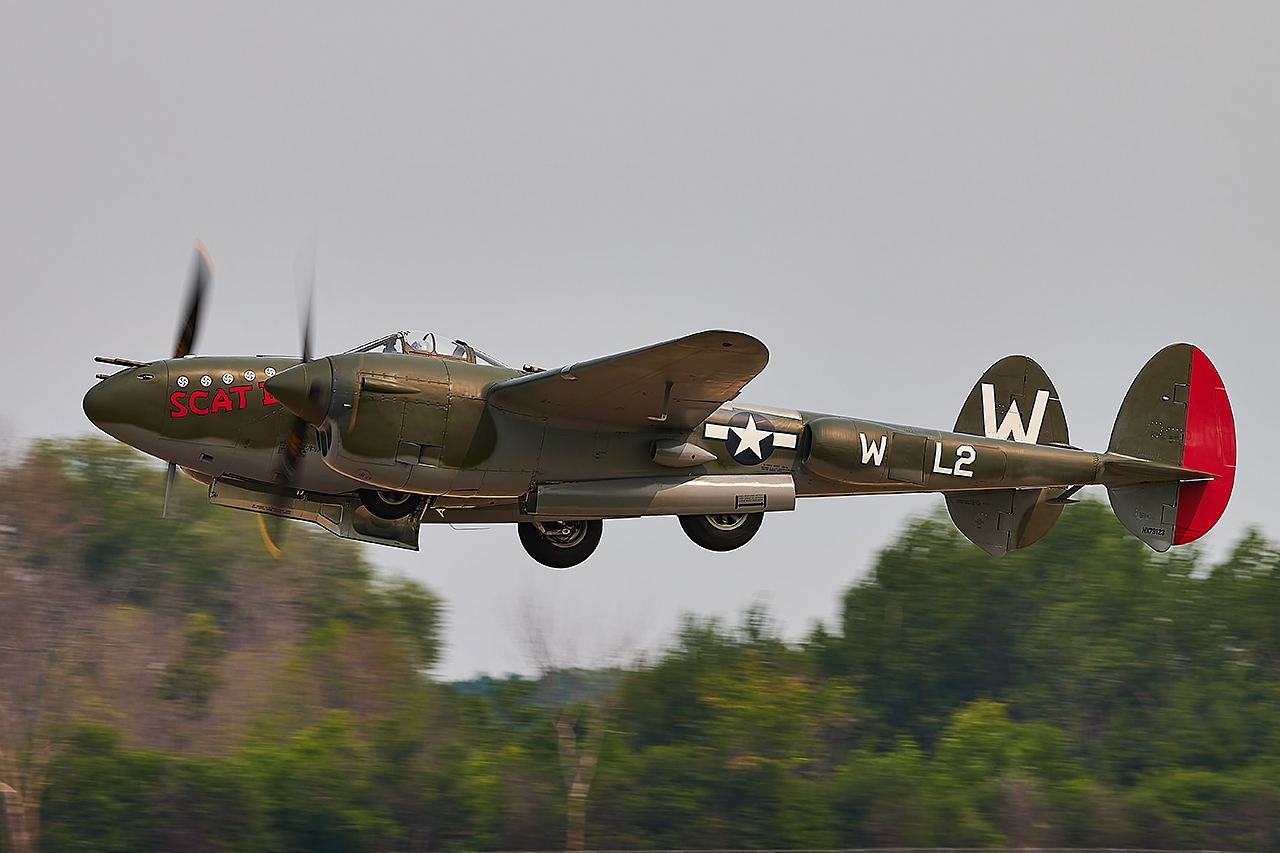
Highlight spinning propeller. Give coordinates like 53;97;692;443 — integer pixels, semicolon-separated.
277;257;315;489
260;255;320;555
163;242;214;517
162;241;321;558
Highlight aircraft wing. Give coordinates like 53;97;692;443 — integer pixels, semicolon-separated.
488;330;769;429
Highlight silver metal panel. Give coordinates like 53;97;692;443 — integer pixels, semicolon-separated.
532;474;796;519
652;440;718;468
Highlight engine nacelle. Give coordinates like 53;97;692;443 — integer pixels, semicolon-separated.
800;416;894;486
274;352;512;495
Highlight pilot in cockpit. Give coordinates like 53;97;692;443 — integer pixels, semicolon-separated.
405;332;435;354
353;331;492;365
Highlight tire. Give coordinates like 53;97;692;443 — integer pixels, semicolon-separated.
679;512;763;552
358;489;418;520
518;520;603;569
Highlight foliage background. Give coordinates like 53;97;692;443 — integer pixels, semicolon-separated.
4;439;1280;851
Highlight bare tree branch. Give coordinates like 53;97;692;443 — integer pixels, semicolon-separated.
512;592;640;852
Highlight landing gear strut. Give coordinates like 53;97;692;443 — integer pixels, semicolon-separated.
679;512;763;552
518;519;603;569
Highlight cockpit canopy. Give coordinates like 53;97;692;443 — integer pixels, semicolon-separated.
346;330;508;367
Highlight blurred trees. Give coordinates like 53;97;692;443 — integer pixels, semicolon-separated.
0;439;444;852
0;439;107;853
4;437;1280;849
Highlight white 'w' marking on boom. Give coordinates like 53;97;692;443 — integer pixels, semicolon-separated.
981;384;1050;444
860;432;887;466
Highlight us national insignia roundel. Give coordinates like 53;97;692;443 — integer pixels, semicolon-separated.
725;412;776;464
702;411;801;466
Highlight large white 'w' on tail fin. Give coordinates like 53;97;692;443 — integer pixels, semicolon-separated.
958;357;1069;449
981;384;1051;444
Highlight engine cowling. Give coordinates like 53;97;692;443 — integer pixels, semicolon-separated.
267;353;511;495
799;416;891;486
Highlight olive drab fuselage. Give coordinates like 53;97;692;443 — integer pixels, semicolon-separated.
89;354;1077;504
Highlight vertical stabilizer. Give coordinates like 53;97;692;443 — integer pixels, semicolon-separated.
947;355;1070;556
1107;344;1235;549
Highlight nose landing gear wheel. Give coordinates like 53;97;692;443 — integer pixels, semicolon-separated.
679;512;763;552
359;489;418;520
518;519;603;569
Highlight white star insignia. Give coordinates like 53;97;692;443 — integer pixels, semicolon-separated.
731;414;770;460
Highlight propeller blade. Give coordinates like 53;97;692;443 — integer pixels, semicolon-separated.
164;241;211;520
173;241;213;359
279;413;308;485
162;462;176;518
261;416;307;558
257;514;283;559
295;238;315;364
262;241;320;554
280;241;318;483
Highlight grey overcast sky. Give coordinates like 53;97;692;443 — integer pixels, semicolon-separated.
2;2;1277;679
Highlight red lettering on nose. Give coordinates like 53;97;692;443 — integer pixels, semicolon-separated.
230;385;251;408
170;391;189;418
188;390;210;415
210;388;234;413
259;381;278;406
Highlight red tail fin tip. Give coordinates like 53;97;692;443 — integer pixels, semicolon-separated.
1173;346;1236;545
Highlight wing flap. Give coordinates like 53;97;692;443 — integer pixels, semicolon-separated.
489;330;769;429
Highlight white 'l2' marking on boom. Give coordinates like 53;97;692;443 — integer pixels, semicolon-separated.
981;384;1050;444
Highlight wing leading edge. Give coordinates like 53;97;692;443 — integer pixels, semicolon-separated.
488;330;769;430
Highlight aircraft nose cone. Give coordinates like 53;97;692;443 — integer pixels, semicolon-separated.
83;366;164;432
266;359;332;425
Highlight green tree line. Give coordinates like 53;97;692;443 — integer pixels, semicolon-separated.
3;438;1280;851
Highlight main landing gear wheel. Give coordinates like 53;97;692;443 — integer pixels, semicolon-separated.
518;520;603;569
359;489;418;520
679;512;764;552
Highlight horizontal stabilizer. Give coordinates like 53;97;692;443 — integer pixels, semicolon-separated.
1103;458;1216;483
